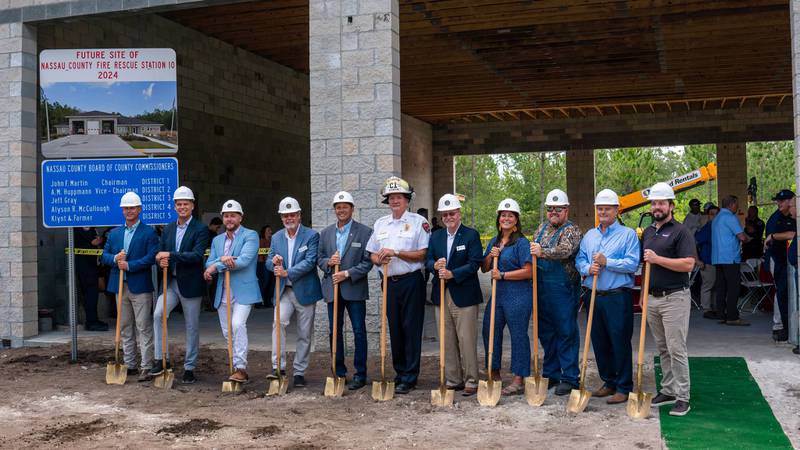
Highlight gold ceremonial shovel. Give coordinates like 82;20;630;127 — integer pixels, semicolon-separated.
566;275;598;414
267;271;288;396
222;272;242;393
372;264;394;401
627;262;653;419
525;257;548;406
153;267;175;389
324;263;346;397
431;278;454;407
477;256;502;407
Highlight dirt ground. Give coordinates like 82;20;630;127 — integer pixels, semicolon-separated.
0;342;663;449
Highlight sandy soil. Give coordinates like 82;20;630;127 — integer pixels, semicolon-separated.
0;343;663;449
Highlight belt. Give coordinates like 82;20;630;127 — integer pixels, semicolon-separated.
650;287;686;297
595;288;626;296
388;271;418;282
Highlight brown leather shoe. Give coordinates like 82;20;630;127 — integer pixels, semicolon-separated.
606;392;629;404
462;386;478;397
592;386;615;397
229;369;249;383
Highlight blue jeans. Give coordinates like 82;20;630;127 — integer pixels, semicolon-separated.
589;290;633;394
327;297;368;380
482;284;532;377
154;279;201;371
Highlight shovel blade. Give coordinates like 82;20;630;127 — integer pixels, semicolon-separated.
221;380;242;393
431;387;455;407
566;388;592;413
477;379;501;407
324;376;346;397
524;375;549;407
105;363;127;385
371;380;394;401
153;370;174;390
626;392;653;419
266;377;289;396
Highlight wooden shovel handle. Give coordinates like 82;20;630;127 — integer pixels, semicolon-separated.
162;266;168;369
487;257;498;374
114;269;124;361
225;271;234;375
380;263;389;380
332;264;340;375
532;256;539;374
579;275;599;387
439;277;446;387
636;263;652;367
275;271;282;374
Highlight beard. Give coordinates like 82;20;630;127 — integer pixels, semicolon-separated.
652;210;669;221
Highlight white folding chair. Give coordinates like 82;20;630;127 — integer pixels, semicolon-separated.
687;265;703;310
738;258;773;313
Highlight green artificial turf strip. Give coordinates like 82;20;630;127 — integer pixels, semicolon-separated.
654;357;792;449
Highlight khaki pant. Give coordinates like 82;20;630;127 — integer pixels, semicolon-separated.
434;290;479;389
647;288;691;401
119;283;154;370
699;264;716;311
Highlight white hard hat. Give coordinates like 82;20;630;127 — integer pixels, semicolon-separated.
545;189;569;206
381;176;413;197
278;196;302;214
497;198;521;214
119;191;142;207
220;199;243;215
594;189;620;206
437;194;462;212
332;191;354;206
646;182;675;201
173;185;195;201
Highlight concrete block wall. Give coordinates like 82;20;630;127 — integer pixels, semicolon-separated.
566;149;596;233
309;0;401;354
401;113;432;217
35;14;309;322
0;22;38;344
716;143;749;223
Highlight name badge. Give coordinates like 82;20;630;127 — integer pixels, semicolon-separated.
351;242;362;248
377;231;389;240
298;245;308;252
456;245;466;251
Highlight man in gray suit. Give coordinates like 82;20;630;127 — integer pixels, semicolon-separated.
318;191;374;390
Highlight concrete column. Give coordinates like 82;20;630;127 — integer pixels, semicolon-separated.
401;114;433;216
0;23;38;346
566;149;595;233
431;149;454;213
716;143;748;223
309;0;401;353
788;0;800;345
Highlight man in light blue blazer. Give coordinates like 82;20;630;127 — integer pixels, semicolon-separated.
265;196;322;388
101;191;159;382
204;199;261;384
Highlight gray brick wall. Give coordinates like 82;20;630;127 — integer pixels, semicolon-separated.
33;14;309;327
716;143;748;223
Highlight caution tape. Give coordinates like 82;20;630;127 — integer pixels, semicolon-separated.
66;248;271;256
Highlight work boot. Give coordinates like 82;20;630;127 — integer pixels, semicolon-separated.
669;400;691;416
555;382;576;396
229;369;249;383
651;392;676;407
138;368;154;382
181;370;196;384
606;392;628;405
592;386;615;397
293;375;306;387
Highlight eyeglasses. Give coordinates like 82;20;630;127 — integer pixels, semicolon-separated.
546;206;566;213
441;211;459;218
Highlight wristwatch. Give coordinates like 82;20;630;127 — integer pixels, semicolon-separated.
500;272;506;280
394;249;400;257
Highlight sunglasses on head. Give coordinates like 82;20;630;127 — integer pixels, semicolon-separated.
546;206;566;213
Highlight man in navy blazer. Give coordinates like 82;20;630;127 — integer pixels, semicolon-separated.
101;191;159;382
266;197;322;388
317;191;374;390
204;199;261;384
149;186;210;384
425;194;483;396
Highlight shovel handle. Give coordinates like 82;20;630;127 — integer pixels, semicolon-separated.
162;266;168;370
380;263;389;380
486;257;498;376
332;264;340;376
636;263;652;367
275;271;282;375
114;269;124;362
225;271;234;375
578;275;599;388
532;256;539;376
439;277;446;387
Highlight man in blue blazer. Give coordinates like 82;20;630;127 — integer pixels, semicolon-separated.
426;194;483;396
204;199;261;384
266;197;323;388
317;191;374;390
149;186;210;384
101;191;159;382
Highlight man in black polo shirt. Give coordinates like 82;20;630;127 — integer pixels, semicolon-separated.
765;190;796;342
641;182;697;417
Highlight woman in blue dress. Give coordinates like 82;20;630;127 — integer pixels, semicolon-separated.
481;198;533;395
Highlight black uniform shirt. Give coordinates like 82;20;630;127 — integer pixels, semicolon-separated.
641;218;697;291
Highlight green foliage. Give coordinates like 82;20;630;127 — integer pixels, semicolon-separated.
39;101;79;138
135;108;175;130
747;141;795;220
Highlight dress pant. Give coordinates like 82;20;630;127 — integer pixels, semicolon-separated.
272;287;316;376
119;283;154;370
647;289;691;401
434;290;479;389
699;263;716;311
386;271;426;385
217;301;252;369
153;279;202;370
327;295;368;380
714;264;741;321
589;290;633;394
77;260;100;325
770;260;790;331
